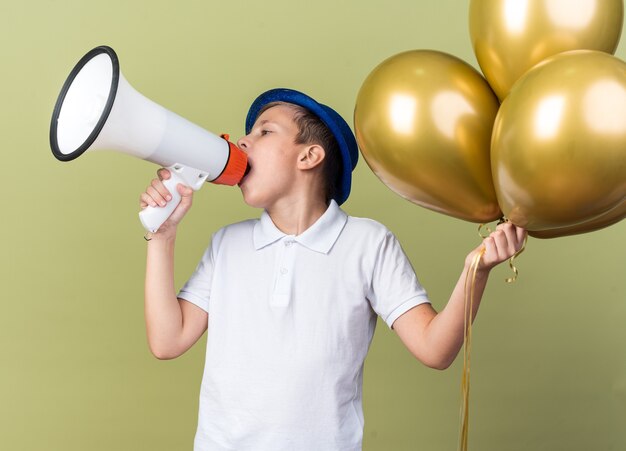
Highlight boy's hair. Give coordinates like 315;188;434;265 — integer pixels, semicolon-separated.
259;101;342;204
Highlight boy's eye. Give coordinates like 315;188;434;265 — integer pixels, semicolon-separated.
260;129;272;136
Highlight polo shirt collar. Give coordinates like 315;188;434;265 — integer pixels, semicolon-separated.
253;200;348;254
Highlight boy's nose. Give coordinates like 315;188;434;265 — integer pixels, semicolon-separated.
237;136;249;152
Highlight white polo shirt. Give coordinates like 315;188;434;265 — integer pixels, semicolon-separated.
178;200;430;451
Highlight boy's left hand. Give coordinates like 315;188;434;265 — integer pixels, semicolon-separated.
467;222;527;272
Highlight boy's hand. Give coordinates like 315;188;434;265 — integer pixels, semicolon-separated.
140;168;194;237
467;222;527;272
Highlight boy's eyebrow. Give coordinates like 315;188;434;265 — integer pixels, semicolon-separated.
255;119;283;129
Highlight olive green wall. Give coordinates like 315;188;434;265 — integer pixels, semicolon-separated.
1;1;624;450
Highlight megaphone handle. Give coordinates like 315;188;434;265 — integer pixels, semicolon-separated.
139;171;187;233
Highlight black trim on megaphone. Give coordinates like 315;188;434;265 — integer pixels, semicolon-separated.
49;45;120;162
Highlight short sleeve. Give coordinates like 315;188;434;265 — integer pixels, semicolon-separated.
367;231;430;329
177;229;224;313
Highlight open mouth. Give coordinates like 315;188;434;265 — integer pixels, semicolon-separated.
238;163;252;186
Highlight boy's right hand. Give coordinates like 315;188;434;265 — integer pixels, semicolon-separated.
140;168;194;237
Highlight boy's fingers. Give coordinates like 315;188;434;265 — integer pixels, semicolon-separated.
176;185;194;210
147;185;168;207
479;236;498;268
478;223;527;269
151;178;172;202
157;168;170;181
494;222;525;256
140;192;158;208
490;229;509;260
500;223;520;255
177;184;193;196
516;226;528;244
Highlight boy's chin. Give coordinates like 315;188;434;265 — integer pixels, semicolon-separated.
239;188;267;210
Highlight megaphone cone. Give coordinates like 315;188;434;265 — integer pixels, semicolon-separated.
50;46;248;232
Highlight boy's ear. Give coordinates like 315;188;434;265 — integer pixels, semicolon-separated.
297;144;326;170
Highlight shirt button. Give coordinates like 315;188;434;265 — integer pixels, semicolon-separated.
280;268;288;275
285;240;293;247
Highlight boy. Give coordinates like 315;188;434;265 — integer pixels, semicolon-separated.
141;88;526;450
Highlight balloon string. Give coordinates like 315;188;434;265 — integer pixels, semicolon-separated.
505;234;528;283
477;223;493;239
459;246;485;451
459;224;527;450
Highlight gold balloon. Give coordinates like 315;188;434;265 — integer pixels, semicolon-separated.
470;0;624;100
354;50;502;223
491;50;626;233
530;201;625;238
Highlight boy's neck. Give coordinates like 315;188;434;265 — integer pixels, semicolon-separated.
266;195;329;236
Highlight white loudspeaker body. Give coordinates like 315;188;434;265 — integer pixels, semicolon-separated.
50;46;248;232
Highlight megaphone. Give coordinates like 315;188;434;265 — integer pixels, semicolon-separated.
49;45;248;233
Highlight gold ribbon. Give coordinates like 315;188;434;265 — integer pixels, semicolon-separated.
477;223;493;239
504;234;527;283
460;223;528;450
458;246;485;451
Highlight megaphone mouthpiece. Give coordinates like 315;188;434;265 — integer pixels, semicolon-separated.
212;134;249;186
